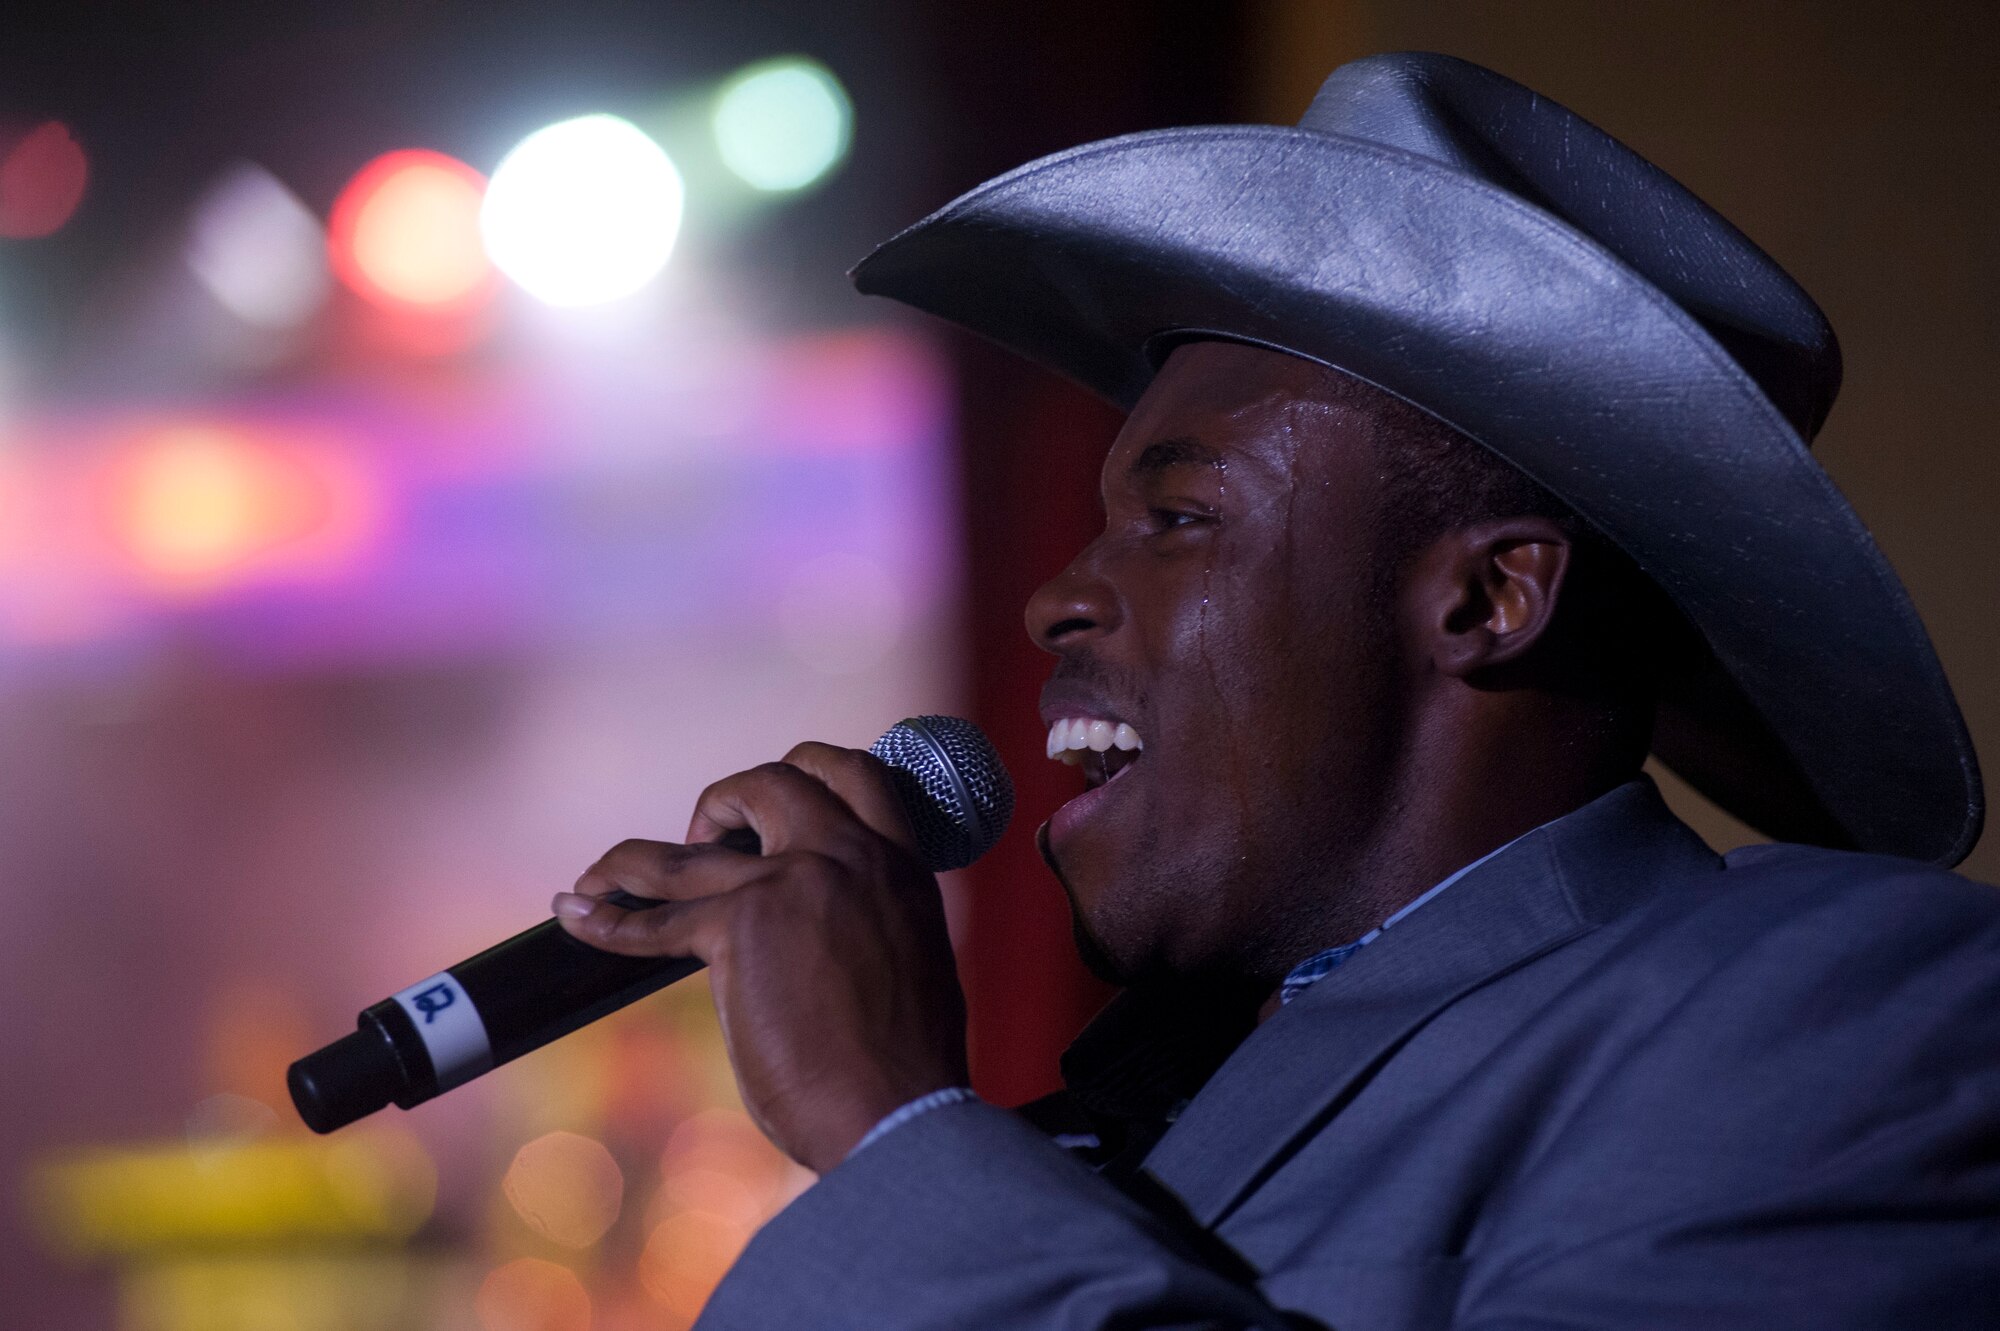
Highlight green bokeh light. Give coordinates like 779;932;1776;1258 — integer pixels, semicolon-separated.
711;58;852;193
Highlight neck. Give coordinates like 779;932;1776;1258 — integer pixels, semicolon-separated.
1282;687;1642;978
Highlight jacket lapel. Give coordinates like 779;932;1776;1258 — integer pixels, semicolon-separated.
1139;779;1720;1228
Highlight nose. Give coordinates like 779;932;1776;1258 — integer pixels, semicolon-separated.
1025;546;1121;654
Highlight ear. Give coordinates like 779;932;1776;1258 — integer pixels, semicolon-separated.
1407;517;1572;679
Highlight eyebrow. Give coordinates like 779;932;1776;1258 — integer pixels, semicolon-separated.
1128;436;1227;478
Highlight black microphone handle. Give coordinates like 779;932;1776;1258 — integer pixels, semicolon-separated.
288;835;747;1135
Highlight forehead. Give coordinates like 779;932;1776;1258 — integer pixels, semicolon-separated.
1107;340;1377;482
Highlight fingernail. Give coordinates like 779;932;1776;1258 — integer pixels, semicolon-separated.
551;892;594;919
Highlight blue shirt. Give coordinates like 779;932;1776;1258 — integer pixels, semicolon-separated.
1276;832;1521;1004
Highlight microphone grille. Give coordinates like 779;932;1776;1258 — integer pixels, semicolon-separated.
870;715;1015;872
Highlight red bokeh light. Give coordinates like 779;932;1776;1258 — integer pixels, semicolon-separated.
0;122;89;239
328;149;492;313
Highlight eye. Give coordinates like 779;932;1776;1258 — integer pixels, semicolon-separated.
1148;506;1213;531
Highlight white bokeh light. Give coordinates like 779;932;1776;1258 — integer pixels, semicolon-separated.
184;163;330;330
712;58;852;193
480;115;684;308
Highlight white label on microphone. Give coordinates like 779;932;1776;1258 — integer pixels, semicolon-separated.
392;971;492;1090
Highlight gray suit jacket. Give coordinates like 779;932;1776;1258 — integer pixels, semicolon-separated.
696;781;2000;1329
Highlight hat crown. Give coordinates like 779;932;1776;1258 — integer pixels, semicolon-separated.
1302;53;1842;440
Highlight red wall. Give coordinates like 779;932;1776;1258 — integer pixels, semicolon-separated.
910;2;1255;1104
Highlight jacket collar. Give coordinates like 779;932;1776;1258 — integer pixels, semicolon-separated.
1073;777;1720;1226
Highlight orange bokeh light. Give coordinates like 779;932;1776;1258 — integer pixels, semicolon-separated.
659;1108;789;1219
0;122;88;239
329;149;492;312
503;1131;625;1249
102;424;376;592
638;1210;751;1320
477;1258;592;1331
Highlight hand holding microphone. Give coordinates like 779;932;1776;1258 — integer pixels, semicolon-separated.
555;731;990;1170
290;717;1011;1171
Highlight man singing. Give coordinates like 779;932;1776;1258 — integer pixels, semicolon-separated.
550;53;1999;1328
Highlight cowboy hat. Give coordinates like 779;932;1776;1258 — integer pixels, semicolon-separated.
851;51;1982;867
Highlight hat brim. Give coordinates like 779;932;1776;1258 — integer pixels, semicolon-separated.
854;125;1983;866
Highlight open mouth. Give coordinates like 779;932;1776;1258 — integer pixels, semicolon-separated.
1045;717;1144;790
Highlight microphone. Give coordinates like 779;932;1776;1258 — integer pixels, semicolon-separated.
288;716;1013;1134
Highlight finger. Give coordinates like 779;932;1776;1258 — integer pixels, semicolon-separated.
571;837;765;905
776;741;919;857
685;761;862;858
556;885;739;959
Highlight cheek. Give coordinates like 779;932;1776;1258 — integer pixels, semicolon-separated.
1150;541;1389;837
1138;570;1315;856
1155;543;1350;743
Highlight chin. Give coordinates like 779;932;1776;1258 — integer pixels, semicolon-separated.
1040;823;1157;985
1068;910;1136;986
1057;864;1199;988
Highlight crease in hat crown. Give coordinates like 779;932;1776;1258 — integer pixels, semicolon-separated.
1297;55;1842;442
848;50;1982;867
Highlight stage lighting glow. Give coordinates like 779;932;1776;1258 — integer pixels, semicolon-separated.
777;552;904;675
28;1128;435;1253
329;150;491;311
712;58;852;193
185;164;330;330
481;114;683;307
0;451;27;574
105;426;375;592
112;429;293;586
0;121;88;238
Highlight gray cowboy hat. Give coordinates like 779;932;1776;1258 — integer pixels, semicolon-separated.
851;51;1983;867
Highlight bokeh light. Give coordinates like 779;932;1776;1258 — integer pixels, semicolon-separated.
183;1094;281;1153
185;163;330;330
480;114;683;307
502;1131;625;1249
323;1128;440;1239
0;121;89;238
477;1257;592;1331
30;1127;436;1254
637;1210;750;1320
119;1252;427;1331
630;1108;799;1318
659;1108;789;1206
711;58;852;193
102;424;376;592
329;149;492;311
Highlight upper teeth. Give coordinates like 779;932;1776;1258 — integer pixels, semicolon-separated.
1045;717;1144;763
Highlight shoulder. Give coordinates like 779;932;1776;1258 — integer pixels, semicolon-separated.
1553;840;2000;1145
1516;839;2000;1143
1718;838;1996;904
1610;839;2000;989
1489;843;2000;1241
